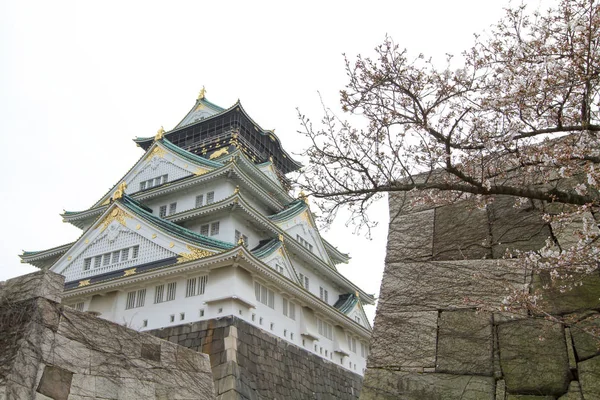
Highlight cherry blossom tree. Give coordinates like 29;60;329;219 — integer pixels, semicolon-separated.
298;0;599;313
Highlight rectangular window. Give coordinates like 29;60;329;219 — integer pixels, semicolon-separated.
126;291;136;310
169;202;177;215
361;342;366;358
283;298;288;317
180;312;185;321
210;221;220;236
154;177;161;186
111;251;120;264
200;224;209;236
159;205;167;218
132;245;139;259
154;284;164;304
304;276;310;290
289;302;296;320
162;174;168;184
142;319;148;328
195;194;204;208
347;335;357;353
102;253;110;266
186;275;208;297
121;248;129;261
83;258;91;271
140;181;146;191
166;282;177;301
254;282;275;309
136;289;146;308
317;318;333;340
94;256;101;268
206;191;215;204
74;302;84;311
320;287;328;303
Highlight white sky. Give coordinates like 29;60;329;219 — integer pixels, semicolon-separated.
0;0;546;322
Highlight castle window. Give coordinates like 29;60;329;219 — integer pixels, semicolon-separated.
166;282;177;301
169;202;177;215
94;256;101;268
282;298;296;320
83;258;91;271
347;335;357;353
121;248;129;261
159;205;167;218
195;194;204;208
140;175;168;191
125;289;146;310
206;191;215;204
200;224;209;236
180;312;185;321
361;342;367;358
235;230;248;246
199;309;205;317
154;284;165;303
170;314;175;323
186;275;208;297
355;316;361;325
74;302;84;311
210;221;220;236
275;264;284;274
111;251;120;264
142;319;148;328
317;318;333;340
254;282;274;309
102;253;110;266
319;287;329;303
132;245;139;259
296;234;313;252
291;333;294;341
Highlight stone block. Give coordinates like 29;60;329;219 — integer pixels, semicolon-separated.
558;381;583;400
368;311;437;368
488;196;550;258
498;319;570;395
436;310;493;375
386;209;434;262
70;374;95;397
379;260;527;313
578;355;600;399
433;201;492;260
140;343;161;362
117;378;155;398
36;365;73;400
94;376;119;399
506;396;555;400
0;271;64;304
532;271;600;315
361;368;495;400
550;212;600;251
570;314;600;361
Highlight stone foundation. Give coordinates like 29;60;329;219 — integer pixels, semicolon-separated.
0;271;215;400
150;316;363;400
362;193;600;399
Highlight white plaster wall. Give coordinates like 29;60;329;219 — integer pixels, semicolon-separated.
83;264;368;375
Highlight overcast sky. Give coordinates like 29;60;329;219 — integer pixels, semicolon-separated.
0;0;548;321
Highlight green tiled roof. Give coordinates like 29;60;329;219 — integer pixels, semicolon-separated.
251;239;282;258
119;195;234;251
333;293;359;314
268;200;306;222
160;138;223;168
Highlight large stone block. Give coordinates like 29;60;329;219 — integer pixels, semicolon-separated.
360;368;495;400
498;319;570;395
557;381;583;400
386;209;434;262
36;365;73;400
570;314;600;361
379;260;528;313
489;196;551;258
0;271;64;304
532;271;600;315
433;201;492;260
368;311;438;369
436;310;493;376
578;355;600;400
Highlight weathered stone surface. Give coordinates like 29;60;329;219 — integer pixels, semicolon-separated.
557;380;583;400
550;212;600;251
533;271;600;315
571;314;600;361
0;271;64;304
578;355;600;400
369;311;438;369
433;201;492;260
436;310;493;375
498;319;570;395
361;368;495;400
386;209;434;262
36;365;73;400
379;260;527;312
489;196;551;258
506;395;556;400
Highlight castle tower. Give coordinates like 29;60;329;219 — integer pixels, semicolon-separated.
21;92;373;381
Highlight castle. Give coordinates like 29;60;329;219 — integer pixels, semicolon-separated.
20;90;373;378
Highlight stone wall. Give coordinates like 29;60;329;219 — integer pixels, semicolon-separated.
150;316;363;400
0;271;215;400
361;193;600;400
